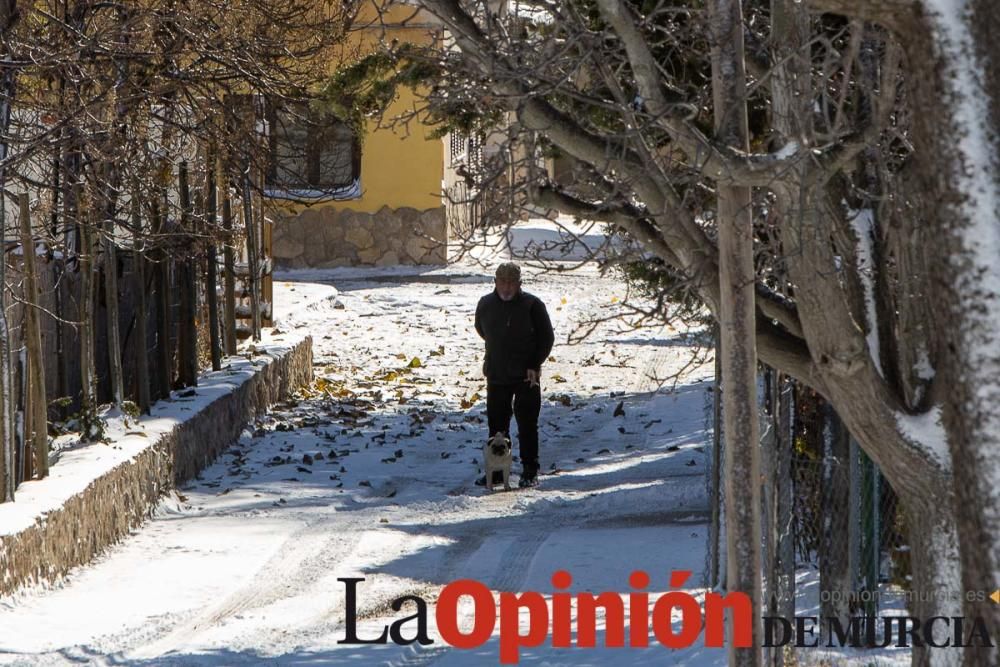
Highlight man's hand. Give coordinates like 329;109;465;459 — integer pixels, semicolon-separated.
525;369;540;387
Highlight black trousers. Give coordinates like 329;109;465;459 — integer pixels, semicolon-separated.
487;381;542;474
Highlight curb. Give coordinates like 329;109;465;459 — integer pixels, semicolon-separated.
0;336;313;596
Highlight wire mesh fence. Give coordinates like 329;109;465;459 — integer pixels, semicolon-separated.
790;446;909;610
705;366;911;655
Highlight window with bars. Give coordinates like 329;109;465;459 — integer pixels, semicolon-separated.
265;101;361;199
449;132;468;164
449;132;483;174
467;136;483;174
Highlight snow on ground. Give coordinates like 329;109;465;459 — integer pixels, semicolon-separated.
0;222;908;666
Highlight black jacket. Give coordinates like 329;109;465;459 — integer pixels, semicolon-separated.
475;290;555;384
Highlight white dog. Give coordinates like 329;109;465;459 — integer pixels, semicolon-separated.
483;432;513;492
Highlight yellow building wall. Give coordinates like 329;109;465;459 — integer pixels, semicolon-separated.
270;5;448;268
347;86;443;213
271;4;444;215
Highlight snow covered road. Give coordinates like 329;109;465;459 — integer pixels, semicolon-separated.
0;259;722;666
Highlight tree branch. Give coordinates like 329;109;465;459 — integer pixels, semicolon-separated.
595;0;803;188
533;183;806;340
530;184;685;267
803;0;921;31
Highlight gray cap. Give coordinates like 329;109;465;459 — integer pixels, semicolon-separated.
495;262;521;281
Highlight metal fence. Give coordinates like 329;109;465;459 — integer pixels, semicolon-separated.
705;367;909;662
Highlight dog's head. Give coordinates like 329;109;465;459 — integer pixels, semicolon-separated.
487;432;512;457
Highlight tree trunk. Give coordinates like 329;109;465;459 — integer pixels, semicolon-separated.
916;1;1000;662
205;151;221;370
49;32;69;421
78;222;98;439
709;325;723;589
103;215;124;407
242;171;261;341
53;249;69;420
15;342;24;480
0;0;19;499
773;376;795;624
132;199;150;414
763;0;802;630
0;271;12;499
153;201;172;399
18;194;47;478
222;185;237;355
709;1;762;664
177;161;198;387
905;494;964;667
760;371;776;667
99;17;130;409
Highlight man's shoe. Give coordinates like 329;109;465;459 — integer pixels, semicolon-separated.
518;474;538;488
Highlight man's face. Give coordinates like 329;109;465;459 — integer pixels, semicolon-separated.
495;276;520;301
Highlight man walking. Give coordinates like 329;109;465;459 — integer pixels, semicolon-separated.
474;262;554;487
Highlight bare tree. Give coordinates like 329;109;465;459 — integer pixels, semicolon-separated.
0;0;352;478
352;1;996;663
0;0;18;500
703;0;762;662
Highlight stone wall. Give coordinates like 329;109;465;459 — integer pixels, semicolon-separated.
0;337;313;596
272;205;448;269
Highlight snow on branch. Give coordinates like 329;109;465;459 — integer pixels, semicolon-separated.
895;405;951;471
847;207;883;378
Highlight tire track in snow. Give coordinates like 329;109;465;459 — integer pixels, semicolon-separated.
214;525;492;658
384;531;548;667
129;514;366;660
